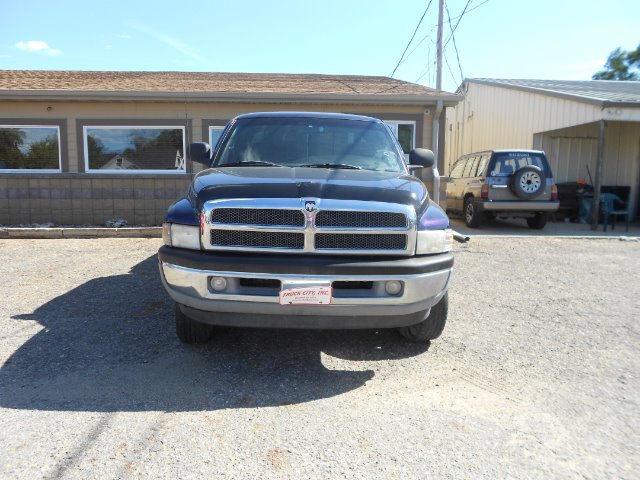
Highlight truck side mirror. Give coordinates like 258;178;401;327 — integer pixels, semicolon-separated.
189;142;211;166
409;148;435;168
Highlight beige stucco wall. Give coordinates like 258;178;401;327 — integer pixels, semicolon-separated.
0;100;432;172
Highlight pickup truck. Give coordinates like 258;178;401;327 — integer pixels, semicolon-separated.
158;112;455;343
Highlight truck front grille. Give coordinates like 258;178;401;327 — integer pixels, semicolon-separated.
203;199;416;255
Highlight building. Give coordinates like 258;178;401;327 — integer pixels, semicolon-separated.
0;70;459;226
446;79;640;218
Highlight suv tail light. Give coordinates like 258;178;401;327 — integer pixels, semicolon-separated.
551;184;558;201
481;184;490;200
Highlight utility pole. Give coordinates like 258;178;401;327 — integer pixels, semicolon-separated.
431;0;445;205
436;0;444;91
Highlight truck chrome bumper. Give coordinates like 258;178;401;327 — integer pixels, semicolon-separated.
157;248;453;328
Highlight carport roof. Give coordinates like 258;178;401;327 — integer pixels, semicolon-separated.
0;70;460;105
466;79;640;107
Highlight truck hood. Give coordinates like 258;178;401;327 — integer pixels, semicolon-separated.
190;166;428;211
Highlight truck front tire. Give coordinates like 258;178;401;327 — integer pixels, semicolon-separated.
175;303;213;344
398;292;448;342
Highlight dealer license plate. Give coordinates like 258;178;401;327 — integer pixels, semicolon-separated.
279;286;332;305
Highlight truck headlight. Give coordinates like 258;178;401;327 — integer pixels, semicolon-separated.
416;203;452;254
416;229;453;254
162;223;201;250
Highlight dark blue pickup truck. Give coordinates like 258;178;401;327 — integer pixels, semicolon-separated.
158;112;454;343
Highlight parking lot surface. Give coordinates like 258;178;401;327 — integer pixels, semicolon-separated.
0;237;638;479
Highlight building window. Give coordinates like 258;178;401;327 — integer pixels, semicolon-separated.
384;121;416;160
83;126;186;173
209;126;225;151
0;125;61;172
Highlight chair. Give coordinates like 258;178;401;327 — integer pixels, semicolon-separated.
600;193;630;232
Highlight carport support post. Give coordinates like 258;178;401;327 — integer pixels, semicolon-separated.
591;120;607;230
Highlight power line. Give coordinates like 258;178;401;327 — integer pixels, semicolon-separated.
445;2;464;85
396;25;438;72
448;0;490;23
444;0;473;49
389;0;435;78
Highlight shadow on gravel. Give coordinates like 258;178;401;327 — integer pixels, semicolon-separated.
0;255;429;412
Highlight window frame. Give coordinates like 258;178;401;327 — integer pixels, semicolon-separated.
0;124;62;173
82;125;187;174
208;125;226;153
384;120;416;160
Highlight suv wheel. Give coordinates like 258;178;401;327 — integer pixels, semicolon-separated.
526;212;548;229
175;303;213;344
398;293;448;342
510;166;546;199
464;197;482;228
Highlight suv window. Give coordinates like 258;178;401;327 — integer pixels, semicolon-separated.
462;156;476;177
469;156;481;177
488;152;550;177
477;154;490;177
449;157;466;178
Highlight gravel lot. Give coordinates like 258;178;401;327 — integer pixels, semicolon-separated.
0;237;638;479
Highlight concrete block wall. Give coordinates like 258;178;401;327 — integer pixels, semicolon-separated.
0;174;191;226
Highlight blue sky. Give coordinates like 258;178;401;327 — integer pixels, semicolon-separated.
1;0;638;93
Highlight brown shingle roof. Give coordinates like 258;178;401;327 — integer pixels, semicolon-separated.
0;70;438;95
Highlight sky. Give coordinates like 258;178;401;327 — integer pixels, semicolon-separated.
1;0;638;93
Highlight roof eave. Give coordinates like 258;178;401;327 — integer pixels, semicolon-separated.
465;79;606;106
465;79;640;108
0;90;461;107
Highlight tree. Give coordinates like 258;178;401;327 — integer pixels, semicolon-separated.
593;44;640;80
26;136;59;169
86;135;107;168
0;128;26;169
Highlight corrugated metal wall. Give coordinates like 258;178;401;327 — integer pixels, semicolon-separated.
535;121;640;216
446;82;602;172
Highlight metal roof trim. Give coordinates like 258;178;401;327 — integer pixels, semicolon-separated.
465;79;610;106
0;89;462;106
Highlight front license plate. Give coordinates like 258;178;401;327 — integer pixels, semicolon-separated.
279;286;332;305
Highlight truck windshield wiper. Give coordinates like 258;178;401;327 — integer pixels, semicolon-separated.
302;163;362;170
217;161;283;167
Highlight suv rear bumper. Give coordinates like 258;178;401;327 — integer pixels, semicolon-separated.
158;246;453;329
478;200;559;212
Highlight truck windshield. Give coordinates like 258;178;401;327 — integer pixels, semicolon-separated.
215;117;404;172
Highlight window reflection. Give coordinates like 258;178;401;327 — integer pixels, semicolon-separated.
85;127;185;172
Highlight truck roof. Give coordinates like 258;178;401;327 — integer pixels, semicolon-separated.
233;111;382;123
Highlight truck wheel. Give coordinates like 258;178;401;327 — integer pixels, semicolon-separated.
398;292;448;342
175;303;213;344
464;197;482;228
526;212;548;229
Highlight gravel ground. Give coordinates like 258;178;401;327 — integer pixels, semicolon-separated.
0;237;638;479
